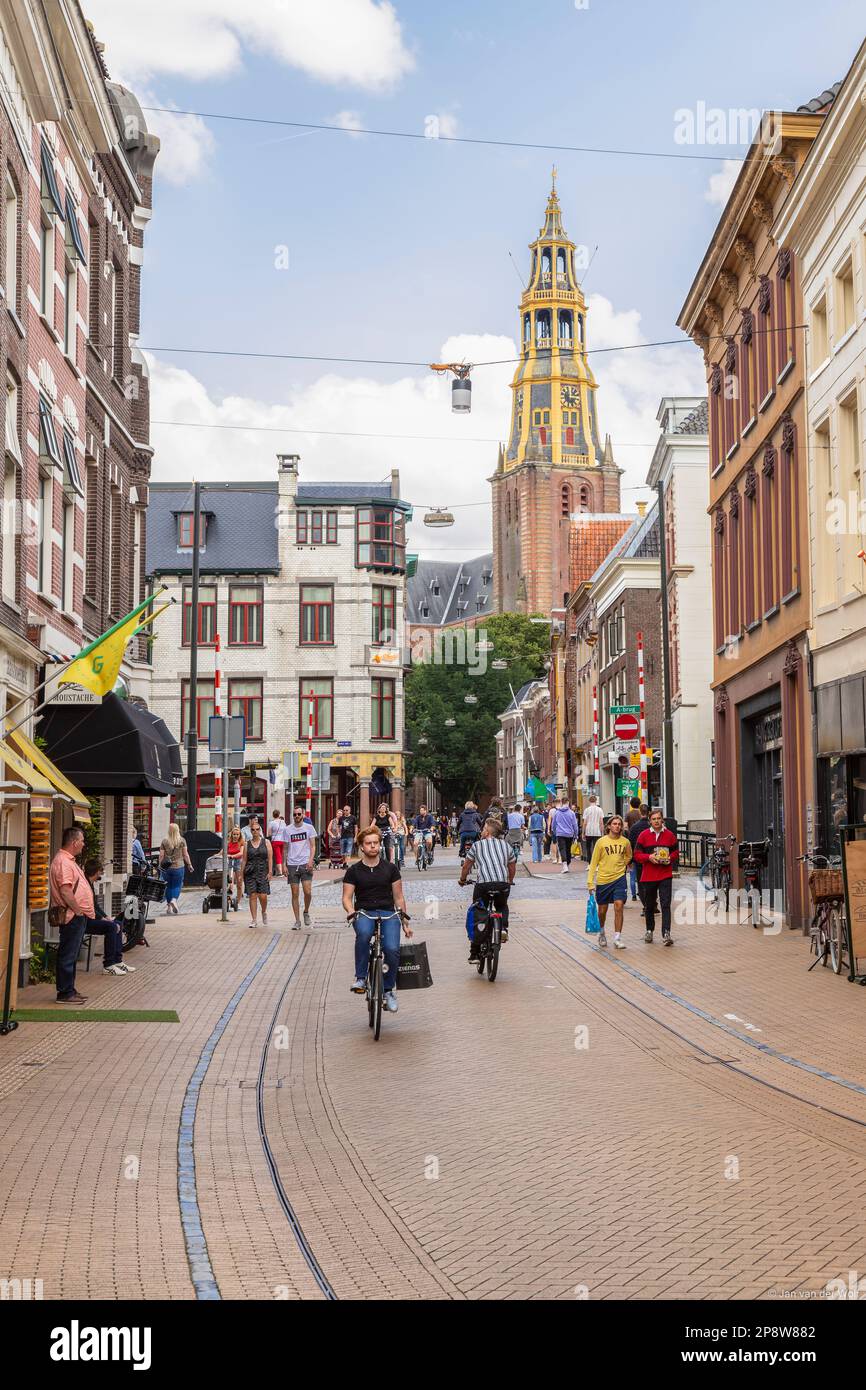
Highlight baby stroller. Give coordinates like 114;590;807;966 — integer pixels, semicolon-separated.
327;828;347;871
202;852;240;913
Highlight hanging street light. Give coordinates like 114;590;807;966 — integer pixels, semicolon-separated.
423;507;455;527
464;693;478;705
418;736;429;746
444;718;456;727
491;659;508;670
429;361;473;414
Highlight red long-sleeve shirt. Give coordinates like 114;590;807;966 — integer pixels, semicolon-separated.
633;827;679;883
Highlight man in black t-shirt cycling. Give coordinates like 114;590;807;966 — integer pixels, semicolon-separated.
411;806;436;865
342;824;412;1012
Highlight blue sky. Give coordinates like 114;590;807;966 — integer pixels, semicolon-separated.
87;0;866;558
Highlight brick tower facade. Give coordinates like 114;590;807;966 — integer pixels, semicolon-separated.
492;174;622;614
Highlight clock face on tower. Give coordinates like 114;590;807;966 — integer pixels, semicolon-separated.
561;385;580;408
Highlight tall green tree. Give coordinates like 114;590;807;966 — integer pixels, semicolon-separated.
405;613;549;805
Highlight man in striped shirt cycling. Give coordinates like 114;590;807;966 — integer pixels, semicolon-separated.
457;819;518;962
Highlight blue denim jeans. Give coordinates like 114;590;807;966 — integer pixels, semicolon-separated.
629;862;639;899
56;913;87;997
353;909;401;990
161;865;185;902
394;833;405;867
340;835;354;858
86;916;124;967
530;832;543;862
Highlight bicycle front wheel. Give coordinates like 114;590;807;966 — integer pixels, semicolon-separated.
368;956;383;1035
486;942;500;982
828;904;845;975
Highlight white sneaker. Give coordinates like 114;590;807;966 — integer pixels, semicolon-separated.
303;911;311;927
350;978;366;994
118;961;136;972
103;963;126;976
614;937;626;949
560;865;569;874
384;989;398;1013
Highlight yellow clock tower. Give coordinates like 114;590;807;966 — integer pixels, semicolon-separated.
492;173;622;613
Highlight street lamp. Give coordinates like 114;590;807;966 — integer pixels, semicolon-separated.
491;659;508;670
444;718;456;728
464;693;478;705
418;736;428;746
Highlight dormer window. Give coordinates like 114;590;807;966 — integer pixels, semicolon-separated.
178;512;206;548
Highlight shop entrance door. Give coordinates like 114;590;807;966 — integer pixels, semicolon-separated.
748;709;785;904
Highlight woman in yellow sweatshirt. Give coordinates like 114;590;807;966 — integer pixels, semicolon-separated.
586;814;633;949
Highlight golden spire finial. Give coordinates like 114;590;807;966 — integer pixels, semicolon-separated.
551;164;558;191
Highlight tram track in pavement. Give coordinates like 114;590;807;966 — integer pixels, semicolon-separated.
520;923;866;1160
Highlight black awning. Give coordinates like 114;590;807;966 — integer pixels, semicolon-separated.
37;693;184;797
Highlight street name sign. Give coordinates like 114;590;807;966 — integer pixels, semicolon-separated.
611;704;640;715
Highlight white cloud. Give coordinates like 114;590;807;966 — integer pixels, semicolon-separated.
330;110;365;137
704;159;740;207
436;111;459;139
138;94;216;185
146;304;706;560
84;0;414;91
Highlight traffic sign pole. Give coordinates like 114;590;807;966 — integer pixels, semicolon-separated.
305;694;314;817
637;631;647;800
592;685;599;789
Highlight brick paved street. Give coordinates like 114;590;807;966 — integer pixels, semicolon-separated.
4;848;866;1301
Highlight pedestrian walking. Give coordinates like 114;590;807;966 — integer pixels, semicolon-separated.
449;810;458;843
543;802;555;860
392;811;408;868
528;804;545;862
240;819;273;926
267;810;290;876
633;809;679;945
551;797;579;873
158;823;193;915
582;796;604;866
337;805;357;860
506;804;525;854
49;826;93;1004
227;824;245;899
326;810;341;862
628;803;651;908
457;802;482;858
586;813;633;950
438;812;449;847
624;797;642;901
131;827;147;874
284;804;317;929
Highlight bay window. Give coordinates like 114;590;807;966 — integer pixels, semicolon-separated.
356;506;406;571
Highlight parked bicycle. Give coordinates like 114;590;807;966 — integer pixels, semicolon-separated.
347;909;411;1040
121;869;165;951
700;834;736;912
737;839;771;928
799;851;847;975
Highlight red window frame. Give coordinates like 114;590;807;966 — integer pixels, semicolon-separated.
371;677;395;741
228;584;263;646
299;680;333;739
181;679;215;740
372;584;396;644
311;511;323;545
178;512;205;548
326;511;338;544
228;677;263;741
356;507;406;570
539;426;548;446
182;585;217;646
299;584;334;645
296;511;308;544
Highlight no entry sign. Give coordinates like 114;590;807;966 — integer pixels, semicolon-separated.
613;712;640;740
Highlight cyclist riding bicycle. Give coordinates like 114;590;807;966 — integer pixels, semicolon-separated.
457;819;517;962
342;824;412;1012
411;806;436;864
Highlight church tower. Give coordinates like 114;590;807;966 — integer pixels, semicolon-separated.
492;173;622;613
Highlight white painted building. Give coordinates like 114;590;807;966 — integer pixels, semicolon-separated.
774;39;866;846
146;455;411;845
647;397;715;829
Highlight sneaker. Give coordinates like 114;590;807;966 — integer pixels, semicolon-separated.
500;929;509;942
662;934;673;947
292;920;301;931
262;912;268;925
56;990;87;1004
103;963;127;976
598;932;608;948
384;989;398;1013
613;937;626;949
644;930;654;943
350;978;366;993
560;865;569;874
303;911;311;927
119;961;136;972
468;944;480;962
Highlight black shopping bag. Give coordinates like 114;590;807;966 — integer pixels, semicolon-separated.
396;939;433;990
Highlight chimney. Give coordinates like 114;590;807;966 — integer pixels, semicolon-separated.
277;453;300;474
636;500;647;518
390;468;400;499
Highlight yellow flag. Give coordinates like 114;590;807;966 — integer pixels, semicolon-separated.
58;594;164;698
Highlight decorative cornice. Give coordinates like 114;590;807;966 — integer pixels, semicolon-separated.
771;155;796;187
704;300;723;330
751;195;773;231
694;329;710;362
718;269;739;301
733;235;756;276
710;363;722;396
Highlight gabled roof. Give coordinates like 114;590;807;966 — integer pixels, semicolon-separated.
569;514;636;588
589;502;660;584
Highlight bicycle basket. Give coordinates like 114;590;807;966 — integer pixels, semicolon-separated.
808;867;843;903
126;873;166;902
737;841;768;868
